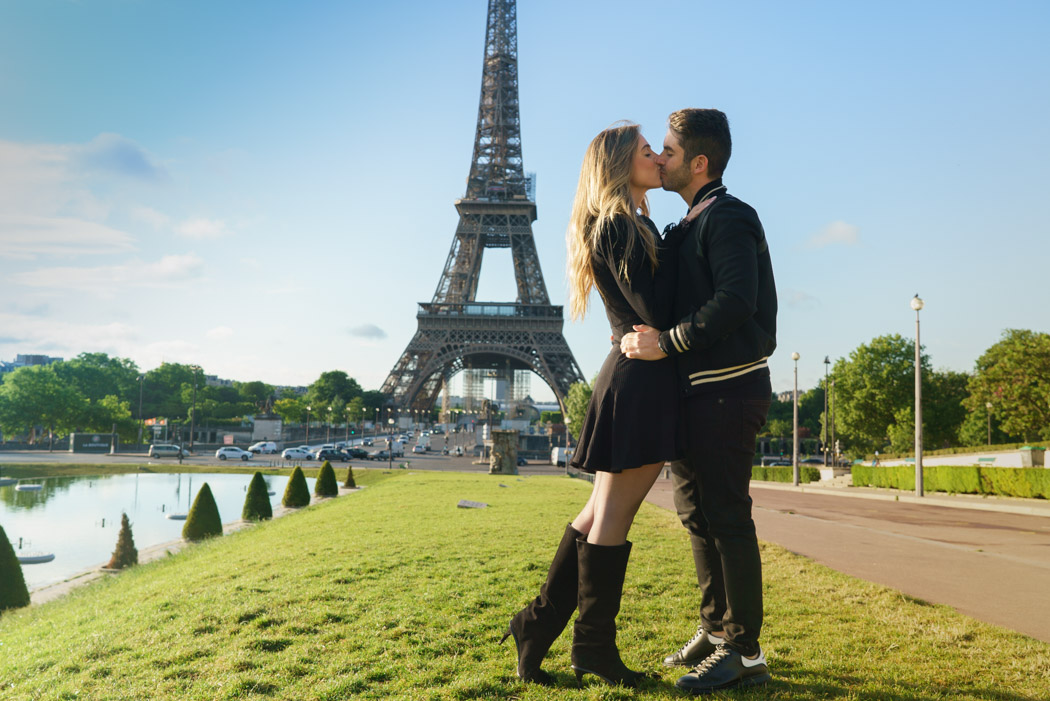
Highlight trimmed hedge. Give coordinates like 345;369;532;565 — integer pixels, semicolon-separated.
282;466;311;508
242;472;273;521
0;524;30;611
106;512;138;569
182;483;223;541
314;461;338;497
343;464;357;489
852;465;1050;499
751;466;821;483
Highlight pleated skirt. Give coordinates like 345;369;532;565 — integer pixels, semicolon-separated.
570;345;679;473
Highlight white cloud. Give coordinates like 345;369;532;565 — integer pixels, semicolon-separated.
176;217;230;238
10;253;206;297
0;313;138;357
129;206;171;229
76;133;168;182
0;215;136;260
349;324;387;339
784;289;819;309
206;326;235;340
806;220;860;248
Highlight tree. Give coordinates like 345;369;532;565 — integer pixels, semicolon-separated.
0;524;30;611
963;329;1050;442
53;353;140;407
0;365;86;446
565;379;594;443
105;513;138;569
282;466;311;508
235;381;275;409
539;411;563;424
273;398;305;424
307;371;362;408
343;464;357;489
242;472;273;521
183;483;223;541
314;461;339;497
143;362;197;422
826;334;930;456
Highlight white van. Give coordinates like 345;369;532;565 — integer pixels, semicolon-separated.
550;447;574;467
248;441;278;454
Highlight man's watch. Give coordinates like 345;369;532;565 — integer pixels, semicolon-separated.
657;333;671;356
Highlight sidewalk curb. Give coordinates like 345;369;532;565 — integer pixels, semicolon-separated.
748;480;1050;518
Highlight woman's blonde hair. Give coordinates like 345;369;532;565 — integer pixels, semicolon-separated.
566;123;657;321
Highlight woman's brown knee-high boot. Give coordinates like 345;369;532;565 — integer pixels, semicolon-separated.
571;539;645;687
500;523;582;685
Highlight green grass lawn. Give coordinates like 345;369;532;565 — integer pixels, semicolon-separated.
1;470;1048;700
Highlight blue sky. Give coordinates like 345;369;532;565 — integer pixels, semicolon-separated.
1;0;1047;402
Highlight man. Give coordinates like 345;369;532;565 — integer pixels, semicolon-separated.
620;108;777;694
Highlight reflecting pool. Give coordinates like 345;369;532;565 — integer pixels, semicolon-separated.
0;472;316;590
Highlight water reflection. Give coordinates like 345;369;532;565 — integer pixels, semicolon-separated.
0;472;314;591
0;475;86;510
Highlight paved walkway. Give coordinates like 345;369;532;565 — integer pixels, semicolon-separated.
645;476;1050;643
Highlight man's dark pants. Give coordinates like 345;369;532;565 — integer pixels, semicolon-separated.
669;378;771;657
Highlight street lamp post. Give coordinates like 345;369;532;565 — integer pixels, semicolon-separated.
792;352;800;486
305;405;312;446
189;365;200;450
326;406;333;444
345;408;351;444
137;374;145;450
823;356;830;466
374;408;379;440
830;379;836;466
986;401;993;445
912;294;925;497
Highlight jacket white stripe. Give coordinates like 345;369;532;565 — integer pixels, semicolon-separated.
688;356;769;379
689;360;768;386
670;326;688;353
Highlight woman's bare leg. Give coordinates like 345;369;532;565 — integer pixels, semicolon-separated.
588;463;664;545
570;471;604;535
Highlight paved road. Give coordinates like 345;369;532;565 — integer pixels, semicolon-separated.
645;477;1050;643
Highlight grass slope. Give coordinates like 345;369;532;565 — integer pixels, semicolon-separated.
1;470;1048;700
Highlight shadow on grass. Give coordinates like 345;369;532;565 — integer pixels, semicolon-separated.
770;658;1046;701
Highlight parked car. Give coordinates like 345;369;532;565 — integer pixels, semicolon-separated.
216;447;253;461
801;457;825;465
362;439;374;447
346;448;369;459
148;444;190;458
767;459;791;466
248;441;278;454
370;450;391;461
412;444;426;454
315;448;348;462
281;447;313;461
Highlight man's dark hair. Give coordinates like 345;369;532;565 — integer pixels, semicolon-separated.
668;108;732;177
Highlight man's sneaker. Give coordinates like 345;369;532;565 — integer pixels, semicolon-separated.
662;625;724;667
675;645;771;694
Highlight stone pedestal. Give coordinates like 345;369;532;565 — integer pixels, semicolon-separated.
489;430;519;475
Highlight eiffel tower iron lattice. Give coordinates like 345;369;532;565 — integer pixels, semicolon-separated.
380;0;585;413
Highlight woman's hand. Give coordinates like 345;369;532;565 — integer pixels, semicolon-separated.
684;196;716;222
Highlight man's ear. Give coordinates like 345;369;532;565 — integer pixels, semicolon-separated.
692;154;708;176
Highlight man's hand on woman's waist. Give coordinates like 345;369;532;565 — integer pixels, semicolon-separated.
620;324;667;360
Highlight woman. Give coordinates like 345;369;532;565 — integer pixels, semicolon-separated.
502;123;710;687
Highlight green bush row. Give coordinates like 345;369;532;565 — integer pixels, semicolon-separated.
751;466;821;483
852;465;1050;499
869;440;1050;461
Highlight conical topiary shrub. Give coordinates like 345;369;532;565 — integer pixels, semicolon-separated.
343;463;356;489
315;460;338;498
0;525;30;612
182;483;223;542
242;472;273;521
282;466;311;508
105;512;138;569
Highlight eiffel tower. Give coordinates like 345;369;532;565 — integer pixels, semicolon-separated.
380;0;584;413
